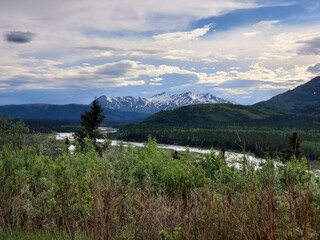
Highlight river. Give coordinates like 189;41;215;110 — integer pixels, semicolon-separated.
56;132;265;169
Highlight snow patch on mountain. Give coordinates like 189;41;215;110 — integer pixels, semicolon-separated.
148;92;231;110
97;92;233;113
97;95;158;113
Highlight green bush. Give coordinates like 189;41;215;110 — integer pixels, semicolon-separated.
1;119;320;239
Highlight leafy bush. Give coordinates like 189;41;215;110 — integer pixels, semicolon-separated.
1;120;320;239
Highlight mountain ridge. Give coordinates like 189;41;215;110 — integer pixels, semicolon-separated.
255;76;320;112
97;92;232;113
1;76;319;127
0;104;149;124
136;76;320;128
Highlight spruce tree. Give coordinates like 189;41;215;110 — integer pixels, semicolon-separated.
74;99;107;155
282;132;302;162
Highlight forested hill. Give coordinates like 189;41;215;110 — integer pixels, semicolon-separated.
141;104;289;127
139;103;320;129
113;76;320;159
0;104;150;124
255;76;320;112
135;76;320;128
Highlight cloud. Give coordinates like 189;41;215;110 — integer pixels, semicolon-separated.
153;24;214;42
0;59;203;91
0;0;319;105
5;31;36;43
149;82;162;86
150;77;163;82
253;20;280;28
0;1;257;32
79;46;121;51
198;64;313;89
95;61;134;76
297;37;320;55
79;45;164;59
307;63;320;73
217;79;270;88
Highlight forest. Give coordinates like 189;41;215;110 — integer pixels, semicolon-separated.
117;124;320;161
1;116;320;239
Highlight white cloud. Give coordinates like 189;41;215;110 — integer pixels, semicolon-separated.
198;64;314;89
150;77;163;82
95;51;113;57
1;0;320;104
153;24;214;42
0;59;204;90
149;82;162;86
253;20;280;28
0;0;257;32
243;31;260;37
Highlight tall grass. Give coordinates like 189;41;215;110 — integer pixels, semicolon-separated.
1;121;320;239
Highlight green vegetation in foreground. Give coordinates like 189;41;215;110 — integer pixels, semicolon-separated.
0;230;87;240
1;116;320;239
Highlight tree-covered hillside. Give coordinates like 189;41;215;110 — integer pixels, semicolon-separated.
256;76;320;111
116;77;320;160
141;103;291;127
0;104;150;124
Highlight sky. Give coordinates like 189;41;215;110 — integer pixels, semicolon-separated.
0;0;320;105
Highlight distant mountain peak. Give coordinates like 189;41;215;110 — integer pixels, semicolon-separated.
97;92;232;113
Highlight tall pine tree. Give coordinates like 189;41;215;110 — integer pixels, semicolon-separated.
282;132;302;162
74;99;107;155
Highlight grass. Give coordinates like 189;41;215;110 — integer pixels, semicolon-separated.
1;139;320;239
0;229;87;240
1;118;320;239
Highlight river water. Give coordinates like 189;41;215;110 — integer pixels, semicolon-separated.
56;132;265;169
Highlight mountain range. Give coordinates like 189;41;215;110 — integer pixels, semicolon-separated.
0;76;319;127
0;104;150;124
139;76;320;128
97;92;232;113
0;92;231;124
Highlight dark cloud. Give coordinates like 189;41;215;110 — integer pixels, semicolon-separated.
297;37;320;55
5;31;36;43
131;48;163;54
2;79;30;87
307;63;320;73
96;62;133;77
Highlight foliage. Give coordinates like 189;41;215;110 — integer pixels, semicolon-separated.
73;99;108;155
141;103;320;129
118;124;320;160
1;119;320;239
282;132;302;162
0;116;30;149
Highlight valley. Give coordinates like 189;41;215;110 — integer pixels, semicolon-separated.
1;76;320;160
2;1;320;238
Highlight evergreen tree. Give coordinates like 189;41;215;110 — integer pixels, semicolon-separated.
74;99;107;155
65;137;70;146
282;132;302;162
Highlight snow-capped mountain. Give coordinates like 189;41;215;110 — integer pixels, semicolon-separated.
148;92;232;110
97;92;232;113
97;96;158;113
